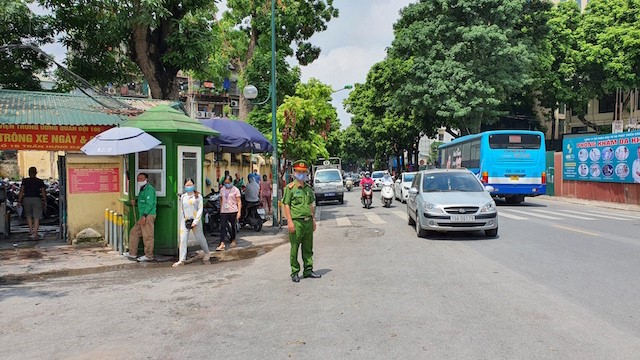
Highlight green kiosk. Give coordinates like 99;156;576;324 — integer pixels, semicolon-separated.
122;105;219;255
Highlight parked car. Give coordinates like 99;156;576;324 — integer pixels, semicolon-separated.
406;169;498;238
313;168;344;205
394;171;416;203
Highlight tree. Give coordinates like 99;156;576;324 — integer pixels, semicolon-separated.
215;0;339;120
389;0;541;134
41;0;219;99
276;79;339;164
0;0;54;90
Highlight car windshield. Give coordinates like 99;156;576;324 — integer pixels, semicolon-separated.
403;174;415;182
315;171;341;183
372;172;384;179
422;172;484;192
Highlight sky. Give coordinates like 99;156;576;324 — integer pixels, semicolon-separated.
298;0;414;128
30;0;415;128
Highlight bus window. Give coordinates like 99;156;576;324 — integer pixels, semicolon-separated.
489;134;541;149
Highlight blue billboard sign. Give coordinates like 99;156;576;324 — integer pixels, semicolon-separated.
563;130;640;183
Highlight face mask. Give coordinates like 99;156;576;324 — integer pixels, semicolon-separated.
224;183;233;189
185;186;195;193
365;175;370;178
295;173;308;181
138;180;147;188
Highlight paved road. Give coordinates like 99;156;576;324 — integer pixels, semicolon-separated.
1;190;639;359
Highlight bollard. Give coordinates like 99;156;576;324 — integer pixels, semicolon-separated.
105;209;110;246
109;210;115;250
117;214;124;254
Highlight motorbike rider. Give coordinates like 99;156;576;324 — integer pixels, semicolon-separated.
360;171;374;199
382;171;394;186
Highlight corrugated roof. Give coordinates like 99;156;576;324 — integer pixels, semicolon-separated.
0;90;180;126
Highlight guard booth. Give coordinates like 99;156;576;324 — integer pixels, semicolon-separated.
121;105;219;255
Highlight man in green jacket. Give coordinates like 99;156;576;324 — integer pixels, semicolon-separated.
283;160;321;283
125;173;157;262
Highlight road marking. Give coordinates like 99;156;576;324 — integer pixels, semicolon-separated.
530;209;596;220
506;208;557;220
497;211;528;220
392;210;406;219
560;209;630;220
553;224;600;237
364;212;386;225
335;216;352;227
585;210;638;220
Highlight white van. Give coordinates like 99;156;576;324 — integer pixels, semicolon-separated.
313;168;344;205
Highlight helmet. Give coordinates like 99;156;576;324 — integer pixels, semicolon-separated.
205;178;212;186
365;171;370;177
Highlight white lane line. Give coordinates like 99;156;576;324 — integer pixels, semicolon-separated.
530;209;596;220
506;208;558;220
585;210;638;220
364;212;386;225
392;210;406;219
560;209;630;220
553;224;600;237
335;216;352;227
497;211;528;220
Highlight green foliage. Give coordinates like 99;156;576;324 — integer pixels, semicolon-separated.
0;0;54;90
41;0;218;98
276;79;339;163
389;0;543;134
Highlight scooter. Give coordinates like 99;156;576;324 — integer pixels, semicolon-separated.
361;184;373;209
239;195;267;232
345;177;354;192
380;183;394;208
203;190;221;235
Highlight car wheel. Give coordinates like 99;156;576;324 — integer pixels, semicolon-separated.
339;196;344;205
485;227;498;238
407;207;415;226
415;212;427;238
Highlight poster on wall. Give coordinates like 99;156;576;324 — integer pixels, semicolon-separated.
563;130;640;184
68;168;120;194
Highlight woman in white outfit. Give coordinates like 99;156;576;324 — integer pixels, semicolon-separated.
173;178;211;267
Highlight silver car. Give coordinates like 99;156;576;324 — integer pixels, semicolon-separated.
406;169;498;238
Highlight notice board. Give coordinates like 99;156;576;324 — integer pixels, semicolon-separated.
68;168;120;194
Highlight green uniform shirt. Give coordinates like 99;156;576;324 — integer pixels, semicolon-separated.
138;183;157;216
283;181;315;219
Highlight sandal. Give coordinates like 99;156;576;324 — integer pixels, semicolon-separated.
172;261;184;267
216;244;225;251
230;240;237;248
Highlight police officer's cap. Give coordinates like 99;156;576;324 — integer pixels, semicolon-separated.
292;160;309;172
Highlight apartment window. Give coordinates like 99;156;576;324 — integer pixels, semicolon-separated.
599;94;616;113
558;104;566;115
135;146;166;197
438;134;444;141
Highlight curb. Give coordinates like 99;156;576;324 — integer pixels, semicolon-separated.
536;195;640;213
0;231;288;284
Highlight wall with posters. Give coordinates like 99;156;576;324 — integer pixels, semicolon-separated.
66;153;123;242
562;130;640;184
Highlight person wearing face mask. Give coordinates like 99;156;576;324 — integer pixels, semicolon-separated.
218;175;242;251
173;178;211;267
124;173;157;262
283;160;320;283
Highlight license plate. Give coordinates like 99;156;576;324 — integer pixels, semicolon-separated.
257;208;265;215
325;193;335;197
510;176;519;180
451;215;475;222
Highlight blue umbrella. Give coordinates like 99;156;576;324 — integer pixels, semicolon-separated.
200;118;273;153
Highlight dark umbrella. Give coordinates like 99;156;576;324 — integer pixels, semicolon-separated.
200;118;273;153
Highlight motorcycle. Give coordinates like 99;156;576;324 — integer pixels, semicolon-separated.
203;190;221;235
345;177;354;192
239;195;267;232
380;183;394;208
361;184;373;209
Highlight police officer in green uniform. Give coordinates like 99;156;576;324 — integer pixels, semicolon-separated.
283;160;321;283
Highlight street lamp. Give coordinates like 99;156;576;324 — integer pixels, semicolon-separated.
332;85;353;94
242;0;278;227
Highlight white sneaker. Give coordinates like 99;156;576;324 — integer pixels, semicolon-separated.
136;255;152;262
123;252;135;259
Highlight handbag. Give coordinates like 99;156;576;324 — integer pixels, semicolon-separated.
184;219;194;229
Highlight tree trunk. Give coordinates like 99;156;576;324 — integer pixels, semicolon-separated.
237;17;260;121
130;25;179;100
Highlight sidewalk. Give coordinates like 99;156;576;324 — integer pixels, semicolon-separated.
0;223;287;283
535;195;640;213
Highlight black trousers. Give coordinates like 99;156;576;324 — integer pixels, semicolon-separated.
220;212;238;242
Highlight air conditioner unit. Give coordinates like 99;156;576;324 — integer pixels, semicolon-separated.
230;100;239;108
205;111;214;118
196;111;206;118
107;87;116;95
